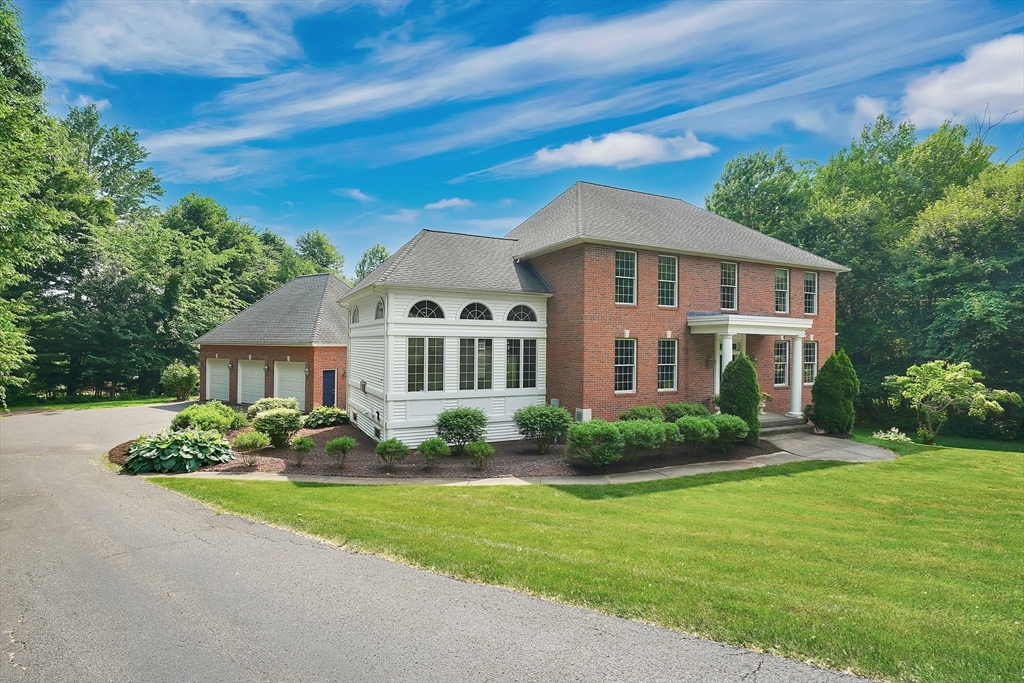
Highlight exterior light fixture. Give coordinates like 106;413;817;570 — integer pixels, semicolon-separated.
304;364;310;376
263;364;269;372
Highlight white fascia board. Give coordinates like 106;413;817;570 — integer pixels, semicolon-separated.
687;314;814;337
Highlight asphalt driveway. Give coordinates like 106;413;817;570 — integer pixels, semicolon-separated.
1;404;869;682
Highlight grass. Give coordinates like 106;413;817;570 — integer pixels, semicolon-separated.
152;439;1023;683
3;395;193;414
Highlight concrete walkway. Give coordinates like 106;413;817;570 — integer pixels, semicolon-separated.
157;432;897;487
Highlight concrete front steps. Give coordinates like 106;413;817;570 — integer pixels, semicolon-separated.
759;412;814;437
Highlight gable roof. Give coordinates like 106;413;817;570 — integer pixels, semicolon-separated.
505;181;848;272
195;273;350;346
343;230;551;299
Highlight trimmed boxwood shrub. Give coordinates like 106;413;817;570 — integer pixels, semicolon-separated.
418;437;450;466
304;406;349;428
171;400;247;434
325;436;357;468
567;419;625;471
290;435;315;467
246;397;300;420
465;440;495;470
618;405;664;422
616;419;667;462
124;428;234;474
160;361;199;400
718;355;761;443
512;405;572;454
435;407;488;454
676;416;719;456
809;349;860;434
252;408;303;447
709;413;749;453
660;421;681;455
663;401;711;422
376;438;410;470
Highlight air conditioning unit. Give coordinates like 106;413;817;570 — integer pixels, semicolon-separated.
575;408;592;423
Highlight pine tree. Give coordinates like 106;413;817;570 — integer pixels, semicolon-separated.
810;349;860;433
718;354;761;443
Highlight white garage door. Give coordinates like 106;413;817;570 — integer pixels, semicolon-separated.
238;360;265;405
206;358;230;402
274;361;306;411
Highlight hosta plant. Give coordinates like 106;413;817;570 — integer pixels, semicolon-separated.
124;428;234;474
304;406;349;428
872;427;913;443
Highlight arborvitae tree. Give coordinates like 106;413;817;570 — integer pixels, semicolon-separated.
810;349;860;433
718;354;760;443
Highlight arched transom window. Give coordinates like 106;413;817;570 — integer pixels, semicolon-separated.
409;300;444;318
351;306;360;323
460;303;492;320
506;305;537;322
375;298;385;319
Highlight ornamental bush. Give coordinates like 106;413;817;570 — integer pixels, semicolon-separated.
124;428;234;474
246;397;300;420
171;400;247;434
290;435;315;467
512;405;572;454
616;419;667;462
376;438;410;470
618;405;664;422
325;436;358;468
418;437;450;466
663;401;711;422
709;413;749;453
252;408;303;447
676;416;719;457
435;407;488;454
160;361;199;400
304;406;349;428
810;349;860;434
231;431;270;466
660;421;681;455
566;419;625;471
465;441;495;470
718;355;760;443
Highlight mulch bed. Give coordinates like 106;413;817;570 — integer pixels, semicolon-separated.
107;424;780;479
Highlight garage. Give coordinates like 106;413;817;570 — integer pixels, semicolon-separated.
274;361;306;411
237;360;265;405
206;358;230;402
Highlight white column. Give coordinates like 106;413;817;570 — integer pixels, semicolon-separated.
788;335;804;417
721;333;734;370
713;335;721;395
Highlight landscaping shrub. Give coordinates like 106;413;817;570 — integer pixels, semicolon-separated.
663;401;711;422
435;407;488;454
566;419;625;471
676;416;719;456
718;355;760;443
616;419;667;462
304;406;349;429
231;431;270;466
252;408;303;447
709;413;749;453
465;440;495;470
325;436;357;468
290;435;315;467
418;437;450;467
810;349;860;434
124;428;234;474
246;397;300;420
376;438;410;470
618;405;664;422
171;400;246;434
660;421;681;455
160;361;199;400
512;404;572;454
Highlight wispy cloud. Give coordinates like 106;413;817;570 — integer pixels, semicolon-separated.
383;209;419;223
424;197;474;209
70;93;110;111
333;187;376;203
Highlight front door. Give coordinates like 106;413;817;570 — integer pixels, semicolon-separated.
322;370;336;408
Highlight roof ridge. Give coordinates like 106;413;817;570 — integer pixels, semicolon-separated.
311;273;331;339
376;229;425;284
419;229;519;241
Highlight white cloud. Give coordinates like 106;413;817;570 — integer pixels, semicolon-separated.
383;209;419;223
498;198;514;208
790;95;890;141
534;132;717;170
69;93;111;111
902;34;1024;127
424;197;474;210
333;187;375;203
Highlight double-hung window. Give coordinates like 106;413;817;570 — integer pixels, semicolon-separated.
615;251;636;304
657;339;677;391
774;340;789;386
506;339;537;389
804;272;818;315
459;339;493;390
721;262;737;310
658;255;677;307
614;339;636;392
775;268;789;313
408;337;444;392
803;341;818;384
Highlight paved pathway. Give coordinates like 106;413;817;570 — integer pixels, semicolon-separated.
2;404;874;682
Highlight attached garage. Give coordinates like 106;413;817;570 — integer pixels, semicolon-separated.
237;360;266;405
206;358;230;402
274;361;307;411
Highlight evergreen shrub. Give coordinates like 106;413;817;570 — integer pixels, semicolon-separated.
663;402;711;422
325;436;357;468
810;349;860;434
418;437;450;466
289;435;315;466
435;407;488;454
718;355;761;443
376;438;410;470
676;416;719;456
566;419;625;470
616;419;667;462
512;405;572;453
709;413;749;452
160;362;199;400
465;441;495;470
252;408;303;447
618;405;664;422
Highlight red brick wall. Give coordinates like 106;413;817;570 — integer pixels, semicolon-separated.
530;245;586;412
197;345;347;412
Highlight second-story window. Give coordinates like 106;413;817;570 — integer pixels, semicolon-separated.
375;298;385;319
721;262;737;310
658;255;677;307
804;272;818;314
460;303;492;320
615;250;636;304
775;268;789;313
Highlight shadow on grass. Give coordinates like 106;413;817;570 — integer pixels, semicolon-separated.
552;460;852;500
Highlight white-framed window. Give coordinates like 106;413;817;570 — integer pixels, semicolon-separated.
658;255;677;307
505;339;537;389
614;338;636;392
803;341;818;385
460;303;492;320
351;306;359;323
804;272;818;315
459;339;493;390
721;262;737;310
507;305;537;322
375;298;385;319
657;339;677;391
615;250;636;304
775;268;789;313
774;340;789;386
409;300;444;318
408;337;444;392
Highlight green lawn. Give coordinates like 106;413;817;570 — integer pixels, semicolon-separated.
153;438;1023;683
3;395;192;414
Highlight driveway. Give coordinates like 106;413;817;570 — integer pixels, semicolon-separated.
1;404;869;682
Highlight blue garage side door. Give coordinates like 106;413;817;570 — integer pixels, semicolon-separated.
322;370;336;408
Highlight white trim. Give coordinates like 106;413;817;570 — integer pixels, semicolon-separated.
657;338;677;391
804;271;819;315
688;314;813;337
775;267;790;314
658;254;678;308
614;250;637;305
720;262;738;311
614;337;636;393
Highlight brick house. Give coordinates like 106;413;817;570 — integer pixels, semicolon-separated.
195;273;350;412
340;182;847;445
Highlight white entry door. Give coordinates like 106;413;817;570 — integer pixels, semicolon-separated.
237;360;265;405
206;358;230;402
274;361;306;411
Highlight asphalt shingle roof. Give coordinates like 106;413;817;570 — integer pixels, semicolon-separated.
195;273;350;346
505;181;848;272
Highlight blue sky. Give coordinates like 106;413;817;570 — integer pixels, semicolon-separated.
19;0;1024;279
